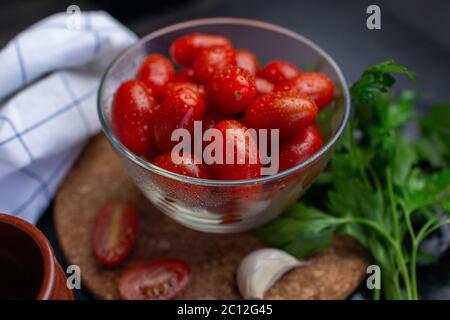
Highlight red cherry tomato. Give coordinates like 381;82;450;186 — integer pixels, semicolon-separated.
235;49;259;75
91;201;139;266
118;259;191;300
193;45;236;83
164;81;205;100
207;66;256;115
275;72;335;110
258;60;301;83
255;77;274;96
153;152;210;178
137;54;175;99
209;120;261;180
153;87;205;152
174;68;195;82
170;33;232;67
279;125;323;172
112;80;157;157
243;91;318;140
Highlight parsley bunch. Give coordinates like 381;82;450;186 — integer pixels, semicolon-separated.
257;60;450;300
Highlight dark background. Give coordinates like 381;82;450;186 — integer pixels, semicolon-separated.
1;0;449;299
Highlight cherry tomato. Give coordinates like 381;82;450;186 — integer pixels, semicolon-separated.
235;49;259;75
255;77;274;96
164;81;205;100
193;45;236;83
275;72;334;110
137;54;175;99
118;259;191;300
244;91;318;140
278;125;323;172
258;60;301;83
174;68;195;82
209;120;261;180
153;152;210;178
153;87;205;152
207;66;256;115
91;201;139;266
112;80;157;157
170;33;232;66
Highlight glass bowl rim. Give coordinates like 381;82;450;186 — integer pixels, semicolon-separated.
97;17;351;187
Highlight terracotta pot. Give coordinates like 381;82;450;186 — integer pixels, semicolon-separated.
0;213;74;300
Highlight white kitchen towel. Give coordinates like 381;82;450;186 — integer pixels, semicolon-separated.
0;11;137;223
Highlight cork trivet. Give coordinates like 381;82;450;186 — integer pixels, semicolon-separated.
54;134;371;300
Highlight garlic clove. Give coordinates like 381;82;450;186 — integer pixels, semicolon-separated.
237;248;306;299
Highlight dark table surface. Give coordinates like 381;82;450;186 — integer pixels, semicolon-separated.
2;0;448;299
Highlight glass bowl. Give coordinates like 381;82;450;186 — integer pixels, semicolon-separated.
98;17;350;233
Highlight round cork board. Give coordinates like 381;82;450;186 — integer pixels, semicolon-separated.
54;134;371;300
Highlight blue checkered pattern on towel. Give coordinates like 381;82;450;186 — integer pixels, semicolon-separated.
0;11;137;223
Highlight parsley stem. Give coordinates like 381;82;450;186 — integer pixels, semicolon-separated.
409;218;443;300
410;243;419;299
386;168;400;241
421;218;450;240
385;168;412;299
342;216;413;299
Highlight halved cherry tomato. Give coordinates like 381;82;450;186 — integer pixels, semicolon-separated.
193;45;236;83
118;259;191;300
112;80;157;157
174;68;195;82
255;77;274;96
91;201;139;266
153;152;210;179
207;66;256;115
137;54;175;99
275;72;334;110
164;81;205;100
243;91;318;140
209;120;261;180
278;125;323;171
235;49;259;75
170;33;232;66
153;87;205;152
258;60;301;83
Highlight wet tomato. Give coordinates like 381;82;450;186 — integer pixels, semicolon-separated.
153;87;205;152
164;81;206;100
243;91;318;140
275;72;334;110
118;259;191;300
137;54;175;99
278;125;323;171
91;201;139;266
193;45;236;83
207;66;256;115
235;49;259;75
174;67;195;82
170;33;232;66
257;60;301;83
209;120;261;180
152;152;210;178
255;77;274;96
112;80;157;157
